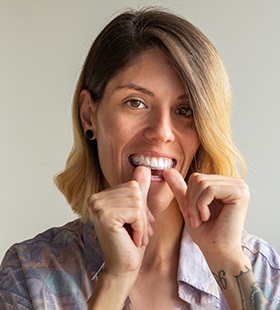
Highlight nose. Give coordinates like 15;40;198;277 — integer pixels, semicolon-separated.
144;110;175;143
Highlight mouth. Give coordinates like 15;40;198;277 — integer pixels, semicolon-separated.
129;154;176;179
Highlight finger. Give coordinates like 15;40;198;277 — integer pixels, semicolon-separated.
187;173;249;228
186;173;210;227
133;166;151;202
162;168;189;217
195;182;217;223
128;210;146;247
133;166;154;234
163;170;205;228
133;166;152;246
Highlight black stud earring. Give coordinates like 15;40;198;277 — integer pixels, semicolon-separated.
85;129;94;140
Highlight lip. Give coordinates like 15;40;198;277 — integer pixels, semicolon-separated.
129;150;176;160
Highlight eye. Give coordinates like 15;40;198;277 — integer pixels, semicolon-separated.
126;99;147;109
175;104;193;118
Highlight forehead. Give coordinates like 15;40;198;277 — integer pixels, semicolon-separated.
104;48;186;97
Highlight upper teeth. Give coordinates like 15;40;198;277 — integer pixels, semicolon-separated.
130;155;173;170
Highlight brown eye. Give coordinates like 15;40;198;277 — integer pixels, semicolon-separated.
175;105;193;118
126;99;146;109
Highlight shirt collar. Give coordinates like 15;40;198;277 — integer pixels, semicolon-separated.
177;226;220;302
83;221;221;304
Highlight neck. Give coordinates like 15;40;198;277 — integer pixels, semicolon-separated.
141;199;184;272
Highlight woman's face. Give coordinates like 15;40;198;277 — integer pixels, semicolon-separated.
88;49;200;209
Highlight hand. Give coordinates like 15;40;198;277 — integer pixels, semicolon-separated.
163;170;269;309
88;166;154;280
162;169;250;256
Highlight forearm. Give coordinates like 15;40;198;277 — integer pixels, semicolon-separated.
205;251;268;309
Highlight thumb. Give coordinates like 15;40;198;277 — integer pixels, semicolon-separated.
133;166;151;202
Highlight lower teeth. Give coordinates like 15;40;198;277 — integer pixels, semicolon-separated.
151;169;162;177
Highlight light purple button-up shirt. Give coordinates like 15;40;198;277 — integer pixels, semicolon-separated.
0;219;279;309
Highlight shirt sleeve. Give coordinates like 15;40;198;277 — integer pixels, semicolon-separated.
242;232;280;305
0;246;33;309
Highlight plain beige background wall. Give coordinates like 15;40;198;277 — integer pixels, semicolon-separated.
1;0;280;261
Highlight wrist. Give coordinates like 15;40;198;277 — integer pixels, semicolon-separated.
87;269;136;310
203;250;268;309
203;248;252;274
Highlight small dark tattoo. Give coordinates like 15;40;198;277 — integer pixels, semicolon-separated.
250;283;265;309
213;270;227;291
235;267;250;309
235;266;267;309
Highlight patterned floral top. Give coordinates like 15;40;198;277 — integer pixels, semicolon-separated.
0;219;279;309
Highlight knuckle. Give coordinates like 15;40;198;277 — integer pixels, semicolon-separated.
188;172;199;183
128;180;139;189
127;181;142;197
234;178;250;199
204;184;214;196
88;196;102;211
87;195;108;220
87;193;98;206
240;181;250;201
133;207;143;218
131;196;145;210
189;173;207;187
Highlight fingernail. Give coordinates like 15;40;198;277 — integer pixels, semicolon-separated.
142;235;149;246
190;217;196;228
148;210;155;223
148;224;154;237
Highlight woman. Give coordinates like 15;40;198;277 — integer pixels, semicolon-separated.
0;8;279;309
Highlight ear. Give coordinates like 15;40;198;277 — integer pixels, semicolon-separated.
79;89;97;133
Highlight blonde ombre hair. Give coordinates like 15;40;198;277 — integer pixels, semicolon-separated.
55;8;245;221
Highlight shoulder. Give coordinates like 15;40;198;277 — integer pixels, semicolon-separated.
2;219;85;265
0;219;85;281
21;218;85;245
242;231;280;270
0;219;97;308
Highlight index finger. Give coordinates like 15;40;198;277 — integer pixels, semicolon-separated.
162;168;188;214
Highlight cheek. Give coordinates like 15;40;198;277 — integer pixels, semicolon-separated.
96;114;123;144
95;117;132;184
96;136;121;187
184;128;200;153
193;133;200;153
95;116;116;152
181;130;200;172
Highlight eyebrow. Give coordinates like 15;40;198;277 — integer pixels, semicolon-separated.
116;83;154;97
116;83;189;101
